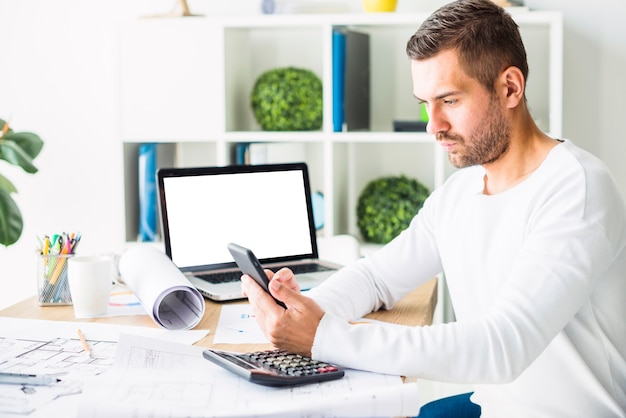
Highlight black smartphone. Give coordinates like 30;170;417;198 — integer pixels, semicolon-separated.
227;243;286;308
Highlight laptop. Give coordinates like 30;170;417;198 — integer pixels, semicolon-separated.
157;162;342;301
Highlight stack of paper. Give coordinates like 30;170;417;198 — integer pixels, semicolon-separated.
78;334;421;417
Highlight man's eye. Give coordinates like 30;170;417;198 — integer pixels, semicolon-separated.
443;99;457;105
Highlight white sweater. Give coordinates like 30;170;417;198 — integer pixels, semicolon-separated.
308;140;626;417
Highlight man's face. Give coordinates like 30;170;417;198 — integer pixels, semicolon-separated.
411;50;511;168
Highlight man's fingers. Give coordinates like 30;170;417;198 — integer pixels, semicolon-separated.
240;269;274;297
241;274;265;302
269;278;302;309
244;272;324;355
241;275;280;314
271;268;300;292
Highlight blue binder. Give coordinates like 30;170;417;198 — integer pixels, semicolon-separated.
138;143;157;242
332;29;346;132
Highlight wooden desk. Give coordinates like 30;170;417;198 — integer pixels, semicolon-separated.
0;278;437;352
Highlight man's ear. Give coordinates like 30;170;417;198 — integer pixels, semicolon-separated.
499;66;525;108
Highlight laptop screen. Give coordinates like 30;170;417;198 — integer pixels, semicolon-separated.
158;163;318;272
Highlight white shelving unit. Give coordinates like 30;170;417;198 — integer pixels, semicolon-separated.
118;10;562;322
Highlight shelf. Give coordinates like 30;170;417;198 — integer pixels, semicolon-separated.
330;131;434;143
118;10;562;243
224;131;325;143
215;11;560;28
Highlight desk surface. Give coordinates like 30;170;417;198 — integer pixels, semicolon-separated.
0;278;437;352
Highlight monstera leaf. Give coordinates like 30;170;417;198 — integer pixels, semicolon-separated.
0;119;44;246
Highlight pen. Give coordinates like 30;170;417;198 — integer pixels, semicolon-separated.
0;372;61;386
49;242;70;285
77;328;92;357
43;235;50;255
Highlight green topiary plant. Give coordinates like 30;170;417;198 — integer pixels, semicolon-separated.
357;175;430;244
251;67;323;131
0;119;44;246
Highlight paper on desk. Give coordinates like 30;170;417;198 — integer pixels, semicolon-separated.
0;317;208;345
213;290;318;344
214;304;269;344
77;333;421;417
214;305;395;344
105;283;148;317
0;317;209;417
118;244;205;330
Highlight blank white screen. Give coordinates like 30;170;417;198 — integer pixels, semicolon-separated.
162;169;313;269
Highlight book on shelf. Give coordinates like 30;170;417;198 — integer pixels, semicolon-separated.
332;29;346;132
138;143;158;242
235;142;251;165
332;28;370;132
234;142;306;165
235;142;306;165
344;29;370;131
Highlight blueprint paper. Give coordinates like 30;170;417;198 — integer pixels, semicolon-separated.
118;245;205;330
0;317;208;416
77;333;421;417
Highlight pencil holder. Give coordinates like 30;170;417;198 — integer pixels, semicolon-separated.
37;253;75;306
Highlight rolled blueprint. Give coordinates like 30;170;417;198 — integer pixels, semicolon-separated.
118;245;205;330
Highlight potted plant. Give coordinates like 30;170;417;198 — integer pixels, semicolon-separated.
356;175;430;244
0;118;44;246
251;67;323;131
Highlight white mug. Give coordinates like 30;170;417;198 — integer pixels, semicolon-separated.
68;255;113;318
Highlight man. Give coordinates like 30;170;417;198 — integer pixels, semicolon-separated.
242;0;626;416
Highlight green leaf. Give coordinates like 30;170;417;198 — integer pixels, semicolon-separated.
0;173;18;194
4;131;44;160
0;188;24;246
0;138;39;174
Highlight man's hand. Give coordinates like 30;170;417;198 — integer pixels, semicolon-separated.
241;268;325;357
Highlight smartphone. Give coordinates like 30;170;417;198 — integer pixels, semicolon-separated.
227;243;286;308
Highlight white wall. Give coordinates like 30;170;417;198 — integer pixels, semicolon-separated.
525;0;626;181
1;0;625;309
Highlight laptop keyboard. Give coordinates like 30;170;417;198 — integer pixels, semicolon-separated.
289;263;334;274
196;263;334;284
196;271;241;284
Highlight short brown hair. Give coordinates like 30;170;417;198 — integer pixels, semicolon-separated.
406;0;528;93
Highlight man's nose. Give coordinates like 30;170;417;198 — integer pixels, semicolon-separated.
425;106;448;136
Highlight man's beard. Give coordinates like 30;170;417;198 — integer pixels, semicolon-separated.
437;97;511;169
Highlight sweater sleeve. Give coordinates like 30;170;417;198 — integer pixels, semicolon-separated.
311;217;616;382
305;194;444;322
309;145;626;385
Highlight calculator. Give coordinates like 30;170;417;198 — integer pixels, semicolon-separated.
202;348;345;387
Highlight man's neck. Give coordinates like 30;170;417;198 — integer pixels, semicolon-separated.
482;118;558;195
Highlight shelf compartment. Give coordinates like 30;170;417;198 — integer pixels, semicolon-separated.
224;25;325;132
